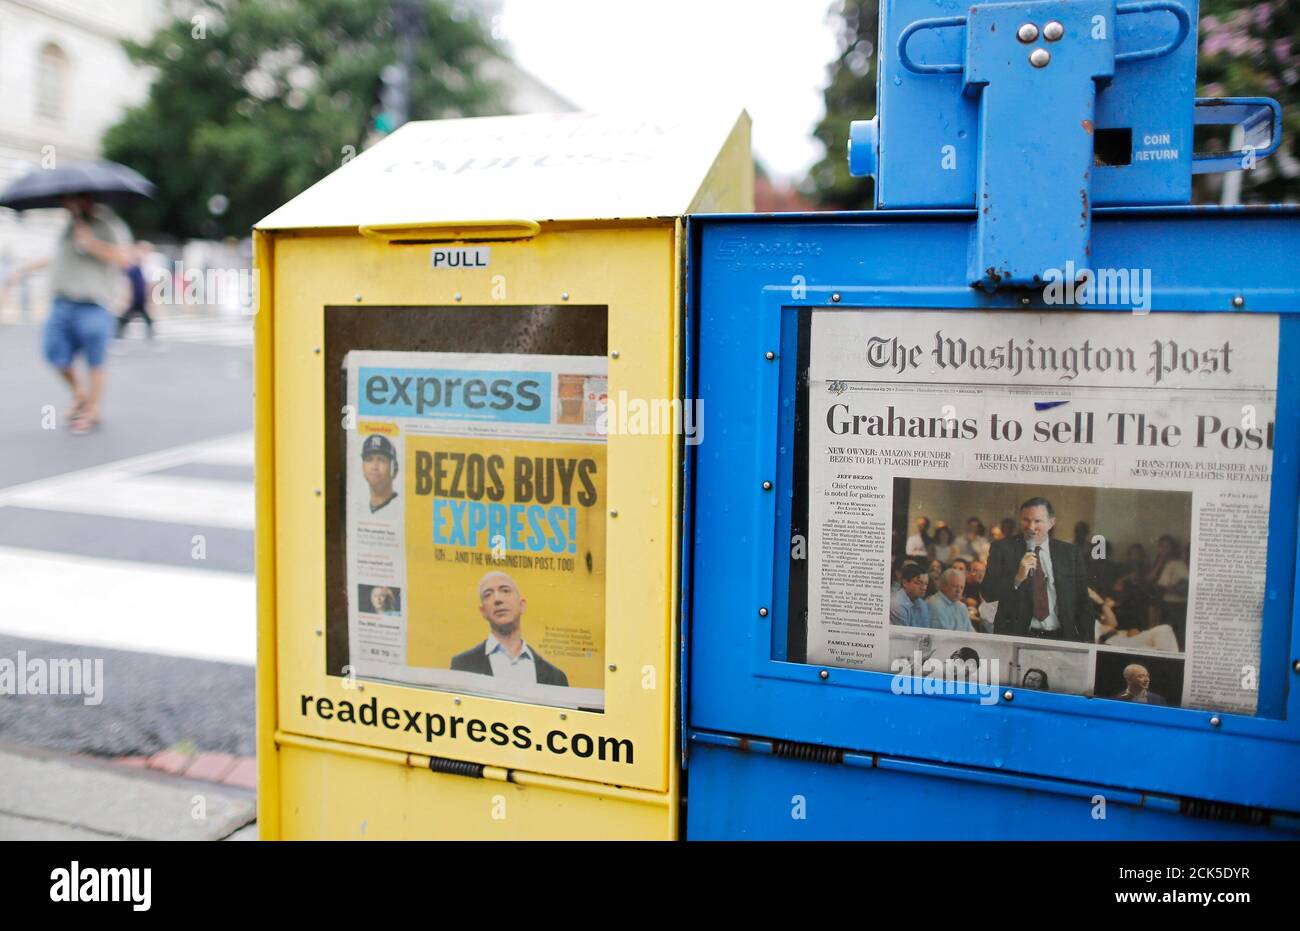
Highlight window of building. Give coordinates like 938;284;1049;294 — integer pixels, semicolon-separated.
36;42;70;122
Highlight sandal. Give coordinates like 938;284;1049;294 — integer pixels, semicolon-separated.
64;398;86;424
70;411;100;436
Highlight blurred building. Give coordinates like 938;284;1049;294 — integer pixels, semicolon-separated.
481;56;576;114
0;0;161;320
0;0;573;322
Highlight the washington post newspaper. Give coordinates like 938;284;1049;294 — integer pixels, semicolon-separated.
804;310;1277;716
344;349;608;710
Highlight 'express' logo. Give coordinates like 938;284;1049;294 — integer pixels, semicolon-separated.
359;368;550;423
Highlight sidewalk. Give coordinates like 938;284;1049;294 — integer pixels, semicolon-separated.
0;743;256;840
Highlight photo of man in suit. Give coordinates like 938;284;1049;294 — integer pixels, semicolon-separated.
981;496;1093;642
1112;663;1168;705
450;571;569;687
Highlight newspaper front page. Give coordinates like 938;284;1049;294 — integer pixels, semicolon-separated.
804;310;1277;715
344;349;608;710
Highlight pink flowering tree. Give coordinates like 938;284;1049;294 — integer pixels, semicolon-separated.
1198;1;1300;202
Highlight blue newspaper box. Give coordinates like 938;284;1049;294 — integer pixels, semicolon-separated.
683;0;1300;839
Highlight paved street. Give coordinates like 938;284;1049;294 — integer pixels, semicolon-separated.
0;317;257;772
0;318;254;486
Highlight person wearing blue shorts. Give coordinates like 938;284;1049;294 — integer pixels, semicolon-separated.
17;196;134;434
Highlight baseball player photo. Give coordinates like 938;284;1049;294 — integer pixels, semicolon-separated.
360;434;400;515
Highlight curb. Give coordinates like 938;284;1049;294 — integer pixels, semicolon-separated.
115;751;256;790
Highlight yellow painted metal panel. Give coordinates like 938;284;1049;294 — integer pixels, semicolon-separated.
270;225;678;793
256;110;750;230
688;112;756;214
277;737;675;840
253;230;281;840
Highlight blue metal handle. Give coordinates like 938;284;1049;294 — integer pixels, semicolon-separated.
897;15;966;75
900;3;1190;72
1115;1;1192;63
1191;97;1284;174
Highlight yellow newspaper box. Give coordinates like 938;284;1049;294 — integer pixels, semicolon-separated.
253;112;751;839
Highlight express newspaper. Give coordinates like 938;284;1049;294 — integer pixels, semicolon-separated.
344;349;608;710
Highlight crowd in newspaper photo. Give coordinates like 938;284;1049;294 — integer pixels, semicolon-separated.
888;481;1190;705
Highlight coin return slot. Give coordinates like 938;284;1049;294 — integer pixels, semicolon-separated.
1094;128;1133;166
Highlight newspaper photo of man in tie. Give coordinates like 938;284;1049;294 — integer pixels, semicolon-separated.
982;496;1093;642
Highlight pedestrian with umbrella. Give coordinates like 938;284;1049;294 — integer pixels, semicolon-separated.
1;160;157;434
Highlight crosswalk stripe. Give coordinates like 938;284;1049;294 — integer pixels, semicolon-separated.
147;316;253;347
0;546;255;665
188;433;255;467
0;431;253;506
0;432;257;661
4;474;254;531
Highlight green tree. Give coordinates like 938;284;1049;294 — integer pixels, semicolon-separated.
103;0;505;239
804;0;879;209
805;0;1300;208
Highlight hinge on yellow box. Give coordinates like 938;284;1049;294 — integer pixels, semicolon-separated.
428;755;485;779
1178;797;1271;827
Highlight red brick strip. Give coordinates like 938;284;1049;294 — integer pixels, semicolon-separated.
221;757;257;790
145;749;194;776
113;751;256;789
185;752;238;782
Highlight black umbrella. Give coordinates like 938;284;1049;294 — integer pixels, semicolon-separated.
0;159;157;211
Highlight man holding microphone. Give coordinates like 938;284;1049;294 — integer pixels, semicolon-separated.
981;496;1093;642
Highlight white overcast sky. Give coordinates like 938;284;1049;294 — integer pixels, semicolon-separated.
494;1;844;181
